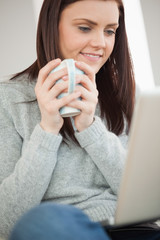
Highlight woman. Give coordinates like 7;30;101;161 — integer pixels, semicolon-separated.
0;0;159;239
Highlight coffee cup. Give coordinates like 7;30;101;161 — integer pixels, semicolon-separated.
51;59;84;117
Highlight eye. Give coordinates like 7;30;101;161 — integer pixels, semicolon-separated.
105;29;116;36
78;26;91;33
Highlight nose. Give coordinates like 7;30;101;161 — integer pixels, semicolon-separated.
90;31;106;48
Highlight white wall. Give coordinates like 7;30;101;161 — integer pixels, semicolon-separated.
123;0;155;90
0;0;37;77
140;0;160;86
32;0;43;25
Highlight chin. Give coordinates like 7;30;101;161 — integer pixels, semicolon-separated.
92;62;106;74
94;66;103;74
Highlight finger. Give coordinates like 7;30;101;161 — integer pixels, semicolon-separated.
75;77;98;100
48;79;84;100
67;99;96;116
75;61;96;84
37;58;61;86
48;80;69;99
77;87;98;104
66;99;87;113
76;74;96;91
43;67;68;90
55;91;81;109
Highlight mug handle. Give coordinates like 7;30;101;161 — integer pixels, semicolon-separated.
65;59;76;94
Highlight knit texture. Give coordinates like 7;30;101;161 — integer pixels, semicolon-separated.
0;75;128;239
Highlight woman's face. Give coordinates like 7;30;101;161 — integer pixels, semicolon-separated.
58;0;119;73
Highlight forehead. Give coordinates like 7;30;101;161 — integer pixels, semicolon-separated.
60;0;119;24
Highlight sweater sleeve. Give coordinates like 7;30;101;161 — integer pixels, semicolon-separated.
75;116;128;195
0;89;62;239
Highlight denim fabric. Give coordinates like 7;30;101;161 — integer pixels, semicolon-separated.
9;203;160;240
9;203;109;240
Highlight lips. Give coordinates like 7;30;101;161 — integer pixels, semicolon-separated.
80;52;103;62
80;52;102;58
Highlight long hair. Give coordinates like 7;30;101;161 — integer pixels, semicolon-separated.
12;0;135;140
96;0;135;134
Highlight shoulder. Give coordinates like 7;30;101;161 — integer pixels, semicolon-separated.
0;74;37;106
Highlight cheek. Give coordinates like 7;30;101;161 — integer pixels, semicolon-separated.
105;38;115;57
60;31;80;53
62;37;85;55
59;26;71;52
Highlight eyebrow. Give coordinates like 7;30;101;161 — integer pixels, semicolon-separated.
72;18;119;28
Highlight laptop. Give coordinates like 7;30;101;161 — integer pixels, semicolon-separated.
101;87;160;228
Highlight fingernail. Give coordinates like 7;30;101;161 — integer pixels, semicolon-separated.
62;75;68;80
76;79;80;83
55;58;61;63
75;62;81;66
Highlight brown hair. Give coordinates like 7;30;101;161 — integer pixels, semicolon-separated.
13;0;135;140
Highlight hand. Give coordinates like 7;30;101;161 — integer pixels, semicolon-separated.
35;59;81;135
67;61;98;132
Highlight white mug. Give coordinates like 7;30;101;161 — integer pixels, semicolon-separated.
51;59;84;117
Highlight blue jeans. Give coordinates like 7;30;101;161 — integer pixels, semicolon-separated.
9;203;160;240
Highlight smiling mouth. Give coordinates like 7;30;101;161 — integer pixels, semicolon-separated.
80;52;102;58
